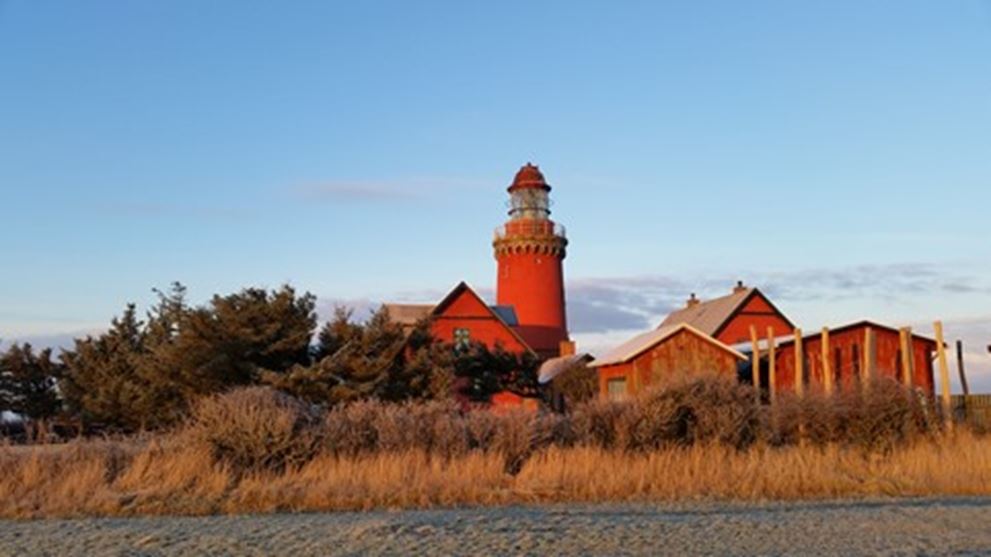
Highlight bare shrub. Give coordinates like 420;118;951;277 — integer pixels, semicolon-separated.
772;379;930;451
570;398;634;449
323;400;381;456
627;373;761;450
324;400;471;458
182;387;322;473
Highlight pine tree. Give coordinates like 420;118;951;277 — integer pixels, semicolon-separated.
61;304;153;431
266;307;456;406
166;284;317;396
0;343;63;438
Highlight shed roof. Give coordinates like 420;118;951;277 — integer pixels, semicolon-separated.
770;320;938;349
538;353;594;384
589;323;746;368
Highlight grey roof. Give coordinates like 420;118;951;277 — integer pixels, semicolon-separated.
537;353;593;384
658;288;755;335
589;323;746;368
383;304;433;326
489;305;519;327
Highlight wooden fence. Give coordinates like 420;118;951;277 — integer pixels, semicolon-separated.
952;394;991;431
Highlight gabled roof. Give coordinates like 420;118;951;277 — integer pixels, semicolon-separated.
430;281;536;355
590;323;746;368
658;287;794;338
383;293;520;329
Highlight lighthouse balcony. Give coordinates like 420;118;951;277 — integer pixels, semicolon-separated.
493;221;566;240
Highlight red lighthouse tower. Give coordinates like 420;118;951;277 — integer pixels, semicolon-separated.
494;163;569;358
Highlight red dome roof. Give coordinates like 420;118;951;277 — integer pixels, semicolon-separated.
508;163;551;192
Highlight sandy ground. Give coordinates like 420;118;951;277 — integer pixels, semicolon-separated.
1;498;990;556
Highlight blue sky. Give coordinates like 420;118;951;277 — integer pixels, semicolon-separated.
1;1;990;389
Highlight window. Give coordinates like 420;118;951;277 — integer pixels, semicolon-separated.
606;377;628;401
453;328;470;350
851;343;860;377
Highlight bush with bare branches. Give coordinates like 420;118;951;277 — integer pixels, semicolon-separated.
182;387;322;473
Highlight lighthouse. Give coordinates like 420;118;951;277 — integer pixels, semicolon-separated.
493;163;570;358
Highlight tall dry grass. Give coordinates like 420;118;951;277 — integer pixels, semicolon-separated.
0;376;985;519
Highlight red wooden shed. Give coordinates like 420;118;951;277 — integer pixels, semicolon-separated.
766;321;937;395
590;323;746;401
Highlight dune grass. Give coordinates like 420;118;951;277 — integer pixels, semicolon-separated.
1;377;988;519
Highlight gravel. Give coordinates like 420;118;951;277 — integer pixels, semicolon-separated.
1;498;990;556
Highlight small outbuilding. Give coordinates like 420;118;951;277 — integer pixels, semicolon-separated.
590;323;747;401
768;320;937;395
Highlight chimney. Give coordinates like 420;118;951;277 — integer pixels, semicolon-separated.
733;280;747;294
559;339;576;356
686;293;700;307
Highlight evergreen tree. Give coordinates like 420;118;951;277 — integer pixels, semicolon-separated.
0;343;63;436
313;306;363;361
266;307;455;406
167;285;317;396
453;342;540;403
60;304;155;431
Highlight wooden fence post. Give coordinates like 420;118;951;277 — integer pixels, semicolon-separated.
749;325;760;393
956;340;970;396
934;321;953;429
863;327;876;389
794;328;804;397
821;327;832;395
767;326;777;404
898;327;914;388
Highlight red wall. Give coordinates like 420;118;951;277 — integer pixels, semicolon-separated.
716;295;794;345
773;326;935;395
430;288;530;354
597;329;741;398
496;245;567;355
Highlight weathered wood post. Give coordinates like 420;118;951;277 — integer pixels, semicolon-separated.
863;327;876;389
956;340;970;396
934;321;953;429
749;325;761;394
794;328;804;398
957;340;970;424
767;326;777;404
821;327;832;395
898;327;914;388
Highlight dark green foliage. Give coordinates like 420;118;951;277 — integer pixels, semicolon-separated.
60;283;317;432
167;285;316;396
453;342;539;403
21;281;546;435
0;343;63;423
266;309;455;406
60;304;166;431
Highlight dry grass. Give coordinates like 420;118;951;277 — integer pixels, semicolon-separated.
1;378;987;519
1;433;989;518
